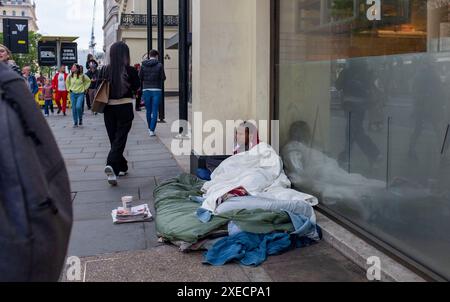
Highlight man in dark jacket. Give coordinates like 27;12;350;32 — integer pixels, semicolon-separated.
139;49;166;137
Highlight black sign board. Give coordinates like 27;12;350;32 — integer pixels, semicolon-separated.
3;19;29;54
61;43;78;65
38;41;58;66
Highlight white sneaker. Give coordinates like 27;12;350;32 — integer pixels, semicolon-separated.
44;114;49;117
104;166;118;186
149;130;156;137
118;171;128;177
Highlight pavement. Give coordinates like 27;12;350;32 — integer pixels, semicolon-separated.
47;99;368;282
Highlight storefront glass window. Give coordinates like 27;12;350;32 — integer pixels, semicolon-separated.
277;0;450;279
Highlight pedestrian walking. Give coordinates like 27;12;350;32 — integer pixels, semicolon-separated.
52;65;69;116
0;44;21;75
99;42;140;186
22;65;39;96
139;49;166;137
41;78;54;117
86;62;100;111
86;53;98;70
335;59;382;168
66;64;91;128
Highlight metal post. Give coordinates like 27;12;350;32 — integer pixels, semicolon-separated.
147;0;153;58
158;0;166;122
178;0;189;135
56;39;61;68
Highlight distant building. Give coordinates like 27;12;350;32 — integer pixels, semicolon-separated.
0;0;39;33
103;0;179;93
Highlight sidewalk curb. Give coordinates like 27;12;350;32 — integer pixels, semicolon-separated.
316;212;426;282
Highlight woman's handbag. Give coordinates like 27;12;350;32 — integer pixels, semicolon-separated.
92;80;110;113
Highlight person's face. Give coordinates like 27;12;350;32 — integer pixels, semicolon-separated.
0;47;10;62
60;66;66;73
22;67;31;76
236;127;252;146
45;79;50;86
71;65;77;73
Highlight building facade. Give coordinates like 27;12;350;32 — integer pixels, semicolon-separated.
192;0;450;281
103;0;179;92
0;0;39;33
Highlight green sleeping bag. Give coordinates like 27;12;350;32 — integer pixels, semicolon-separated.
154;174;295;243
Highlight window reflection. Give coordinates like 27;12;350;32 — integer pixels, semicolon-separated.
278;0;450;279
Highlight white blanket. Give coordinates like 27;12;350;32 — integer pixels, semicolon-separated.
201;143;319;213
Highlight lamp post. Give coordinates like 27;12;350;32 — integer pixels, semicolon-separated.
178;0;189;135
147;0;153;58
158;0;166;122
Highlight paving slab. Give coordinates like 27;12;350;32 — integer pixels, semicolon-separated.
48;110;181;258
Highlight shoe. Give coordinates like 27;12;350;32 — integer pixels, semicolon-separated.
73;124;78;128
79;119;83;126
149;130;156;137
63;112;66;116
45;114;49;117
57;109;61;115
105;166;118;186
118;171;129;177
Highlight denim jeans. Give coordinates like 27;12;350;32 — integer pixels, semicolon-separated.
71;92;85;125
143;90;162;131
44;99;54;115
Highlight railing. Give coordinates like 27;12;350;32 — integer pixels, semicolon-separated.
121;14;179;27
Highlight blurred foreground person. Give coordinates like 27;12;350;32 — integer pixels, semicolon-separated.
0;62;73;282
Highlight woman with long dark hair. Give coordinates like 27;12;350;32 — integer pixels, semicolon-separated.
100;42;140;186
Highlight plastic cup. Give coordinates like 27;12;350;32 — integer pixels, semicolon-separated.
122;196;133;213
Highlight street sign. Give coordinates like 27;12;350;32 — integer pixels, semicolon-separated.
2;19;29;54
61;42;78;66
38;41;58;66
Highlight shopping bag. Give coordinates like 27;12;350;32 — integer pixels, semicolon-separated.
92;80;109;113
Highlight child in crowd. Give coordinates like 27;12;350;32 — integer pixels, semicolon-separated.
41;79;54;117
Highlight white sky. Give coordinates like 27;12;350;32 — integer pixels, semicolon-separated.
36;0;104;51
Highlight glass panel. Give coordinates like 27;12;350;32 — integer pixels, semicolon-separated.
278;0;450;279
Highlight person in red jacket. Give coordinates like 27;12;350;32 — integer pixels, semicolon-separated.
52;65;69;116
